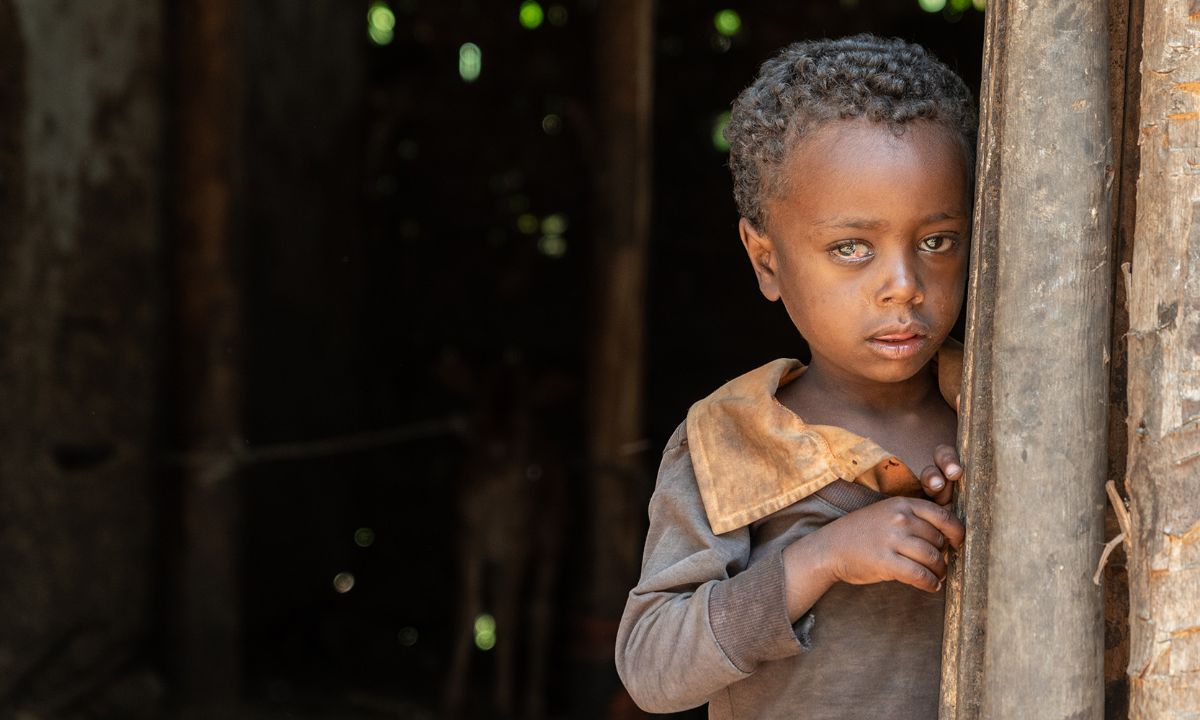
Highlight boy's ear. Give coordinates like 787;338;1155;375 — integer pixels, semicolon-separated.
738;217;781;302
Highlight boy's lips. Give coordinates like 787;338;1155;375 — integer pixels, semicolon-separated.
866;324;930;359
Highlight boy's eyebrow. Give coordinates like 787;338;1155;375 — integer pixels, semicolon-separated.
815;211;964;230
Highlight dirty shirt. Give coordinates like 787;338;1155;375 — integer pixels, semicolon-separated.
615;345;962;719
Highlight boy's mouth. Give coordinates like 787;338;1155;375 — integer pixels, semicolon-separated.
866;325;930;359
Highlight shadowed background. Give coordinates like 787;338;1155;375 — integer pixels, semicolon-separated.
0;1;984;717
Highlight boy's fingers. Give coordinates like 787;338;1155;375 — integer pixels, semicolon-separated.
909;499;965;550
919;464;952;505
892;554;942;593
896;536;947;575
932;444;963;480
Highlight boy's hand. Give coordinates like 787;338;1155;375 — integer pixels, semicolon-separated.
919;444;962;506
815;497;964;593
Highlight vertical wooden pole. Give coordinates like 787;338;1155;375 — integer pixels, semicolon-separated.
587;0;655;621
942;2;1114;718
1125;2;1200;716
984;0;1112;716
169;0;244;708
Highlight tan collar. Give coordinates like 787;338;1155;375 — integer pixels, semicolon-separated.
685;342;963;535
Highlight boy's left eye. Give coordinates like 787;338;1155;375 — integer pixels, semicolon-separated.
919;235;958;253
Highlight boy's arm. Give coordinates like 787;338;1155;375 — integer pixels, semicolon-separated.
615;428;809;713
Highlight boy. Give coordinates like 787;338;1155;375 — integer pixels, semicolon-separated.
615;35;976;718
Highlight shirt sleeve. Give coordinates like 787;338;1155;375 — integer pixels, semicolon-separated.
614;425;812;713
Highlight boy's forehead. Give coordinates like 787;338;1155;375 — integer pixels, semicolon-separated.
765;119;970;226
781;121;965;186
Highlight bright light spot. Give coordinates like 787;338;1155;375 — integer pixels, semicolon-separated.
949;0;970;11
547;4;568;25
398;626;419;646
972;0;985;8
918;0;947;11
354;527;375;547
541;113;562;135
369;2;396;31
517;213;539;234
474;613;497;650
519;1;544;29
538;235;567;258
333;572;356;593
541;213;567;235
459;43;482;82
368;2;396;45
369;25;394;45
713;9;742;37
712;111;731;152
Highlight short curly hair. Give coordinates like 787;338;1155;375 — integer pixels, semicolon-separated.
725;34;977;231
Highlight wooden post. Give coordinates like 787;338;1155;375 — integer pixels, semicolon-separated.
0;0;163;711
587;0;655;621
168;0;244;708
1124;2;1200;715
941;1;1114;717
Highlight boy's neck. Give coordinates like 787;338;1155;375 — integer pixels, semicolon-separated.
791;357;939;418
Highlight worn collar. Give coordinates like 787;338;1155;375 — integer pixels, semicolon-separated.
685;341;963;535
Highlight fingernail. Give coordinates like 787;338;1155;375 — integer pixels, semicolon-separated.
947;464;962;478
930;478;944;490
936;580;944;592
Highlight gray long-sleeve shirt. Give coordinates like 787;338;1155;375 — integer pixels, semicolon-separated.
615;422;946;719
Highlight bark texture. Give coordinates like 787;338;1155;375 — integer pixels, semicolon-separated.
1125;1;1200;715
0;1;163;715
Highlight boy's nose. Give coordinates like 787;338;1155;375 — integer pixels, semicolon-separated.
874;253;924;307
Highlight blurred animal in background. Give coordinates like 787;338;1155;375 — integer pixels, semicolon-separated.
439;348;570;720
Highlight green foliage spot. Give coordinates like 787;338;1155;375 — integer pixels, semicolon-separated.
459;42;482;82
712;111;732;153
367;2;396;45
713;9;741;37
519;1;545;29
474;613;497;650
354;527;376;547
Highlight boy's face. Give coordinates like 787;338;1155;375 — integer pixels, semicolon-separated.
740;119;970;387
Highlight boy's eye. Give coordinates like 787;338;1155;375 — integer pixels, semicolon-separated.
830;240;872;261
919;235;958;253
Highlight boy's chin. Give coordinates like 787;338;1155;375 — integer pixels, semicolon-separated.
859;352;939;385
